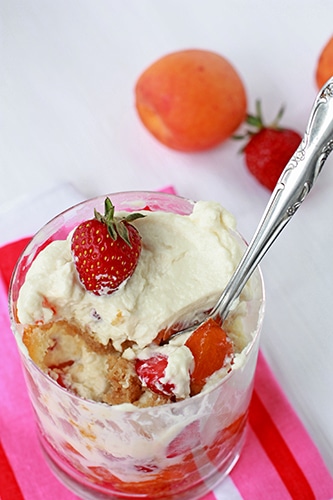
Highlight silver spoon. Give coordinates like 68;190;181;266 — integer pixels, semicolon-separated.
169;77;333;341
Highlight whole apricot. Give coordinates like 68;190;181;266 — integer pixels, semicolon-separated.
316;36;333;89
135;49;247;152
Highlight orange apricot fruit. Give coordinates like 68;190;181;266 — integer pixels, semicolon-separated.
185;318;234;396
316;36;333;89
135;49;247;152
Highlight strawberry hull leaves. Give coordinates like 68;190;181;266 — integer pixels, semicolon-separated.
71;197;144;295
94;197;145;245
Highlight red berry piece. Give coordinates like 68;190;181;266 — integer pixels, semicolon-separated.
236;101;302;191
71;197;144;295
135;354;176;398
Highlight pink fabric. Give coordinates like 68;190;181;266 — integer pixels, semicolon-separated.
159;185;176;194
232;427;291;498
0;279;81;500
1;185;333;499
2;253;333;500
253;354;333;496
229;353;333;499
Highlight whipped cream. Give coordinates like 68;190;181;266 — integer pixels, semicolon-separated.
17;201;244;352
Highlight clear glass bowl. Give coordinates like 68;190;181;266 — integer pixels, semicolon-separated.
9;191;265;500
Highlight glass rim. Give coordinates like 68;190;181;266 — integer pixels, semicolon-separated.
8;190;194;294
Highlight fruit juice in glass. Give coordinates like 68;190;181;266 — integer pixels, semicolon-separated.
9;191;265;500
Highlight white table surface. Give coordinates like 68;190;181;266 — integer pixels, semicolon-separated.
2;0;333;477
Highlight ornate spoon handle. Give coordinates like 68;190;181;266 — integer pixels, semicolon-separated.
211;77;333;321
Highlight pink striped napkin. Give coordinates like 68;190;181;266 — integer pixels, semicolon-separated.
1;188;333;500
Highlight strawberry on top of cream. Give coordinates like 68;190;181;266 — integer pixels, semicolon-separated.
17;201;245;352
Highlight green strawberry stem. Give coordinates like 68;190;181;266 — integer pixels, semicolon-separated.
94;197;145;246
233;100;286;142
245;100;264;129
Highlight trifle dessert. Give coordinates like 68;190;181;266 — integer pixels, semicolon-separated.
9;191;264;500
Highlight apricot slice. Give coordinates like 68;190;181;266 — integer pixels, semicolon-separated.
91;454;202;496
205;412;247;464
316;36;333;89
135;49;247;151
185;318;233;395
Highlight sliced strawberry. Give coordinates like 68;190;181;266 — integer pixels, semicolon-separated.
185;318;233;396
135;354;175;397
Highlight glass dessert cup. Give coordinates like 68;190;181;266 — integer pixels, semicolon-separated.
9;191;265;500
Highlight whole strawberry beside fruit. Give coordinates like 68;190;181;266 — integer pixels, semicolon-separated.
71;197;144;295
237;101;302;191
